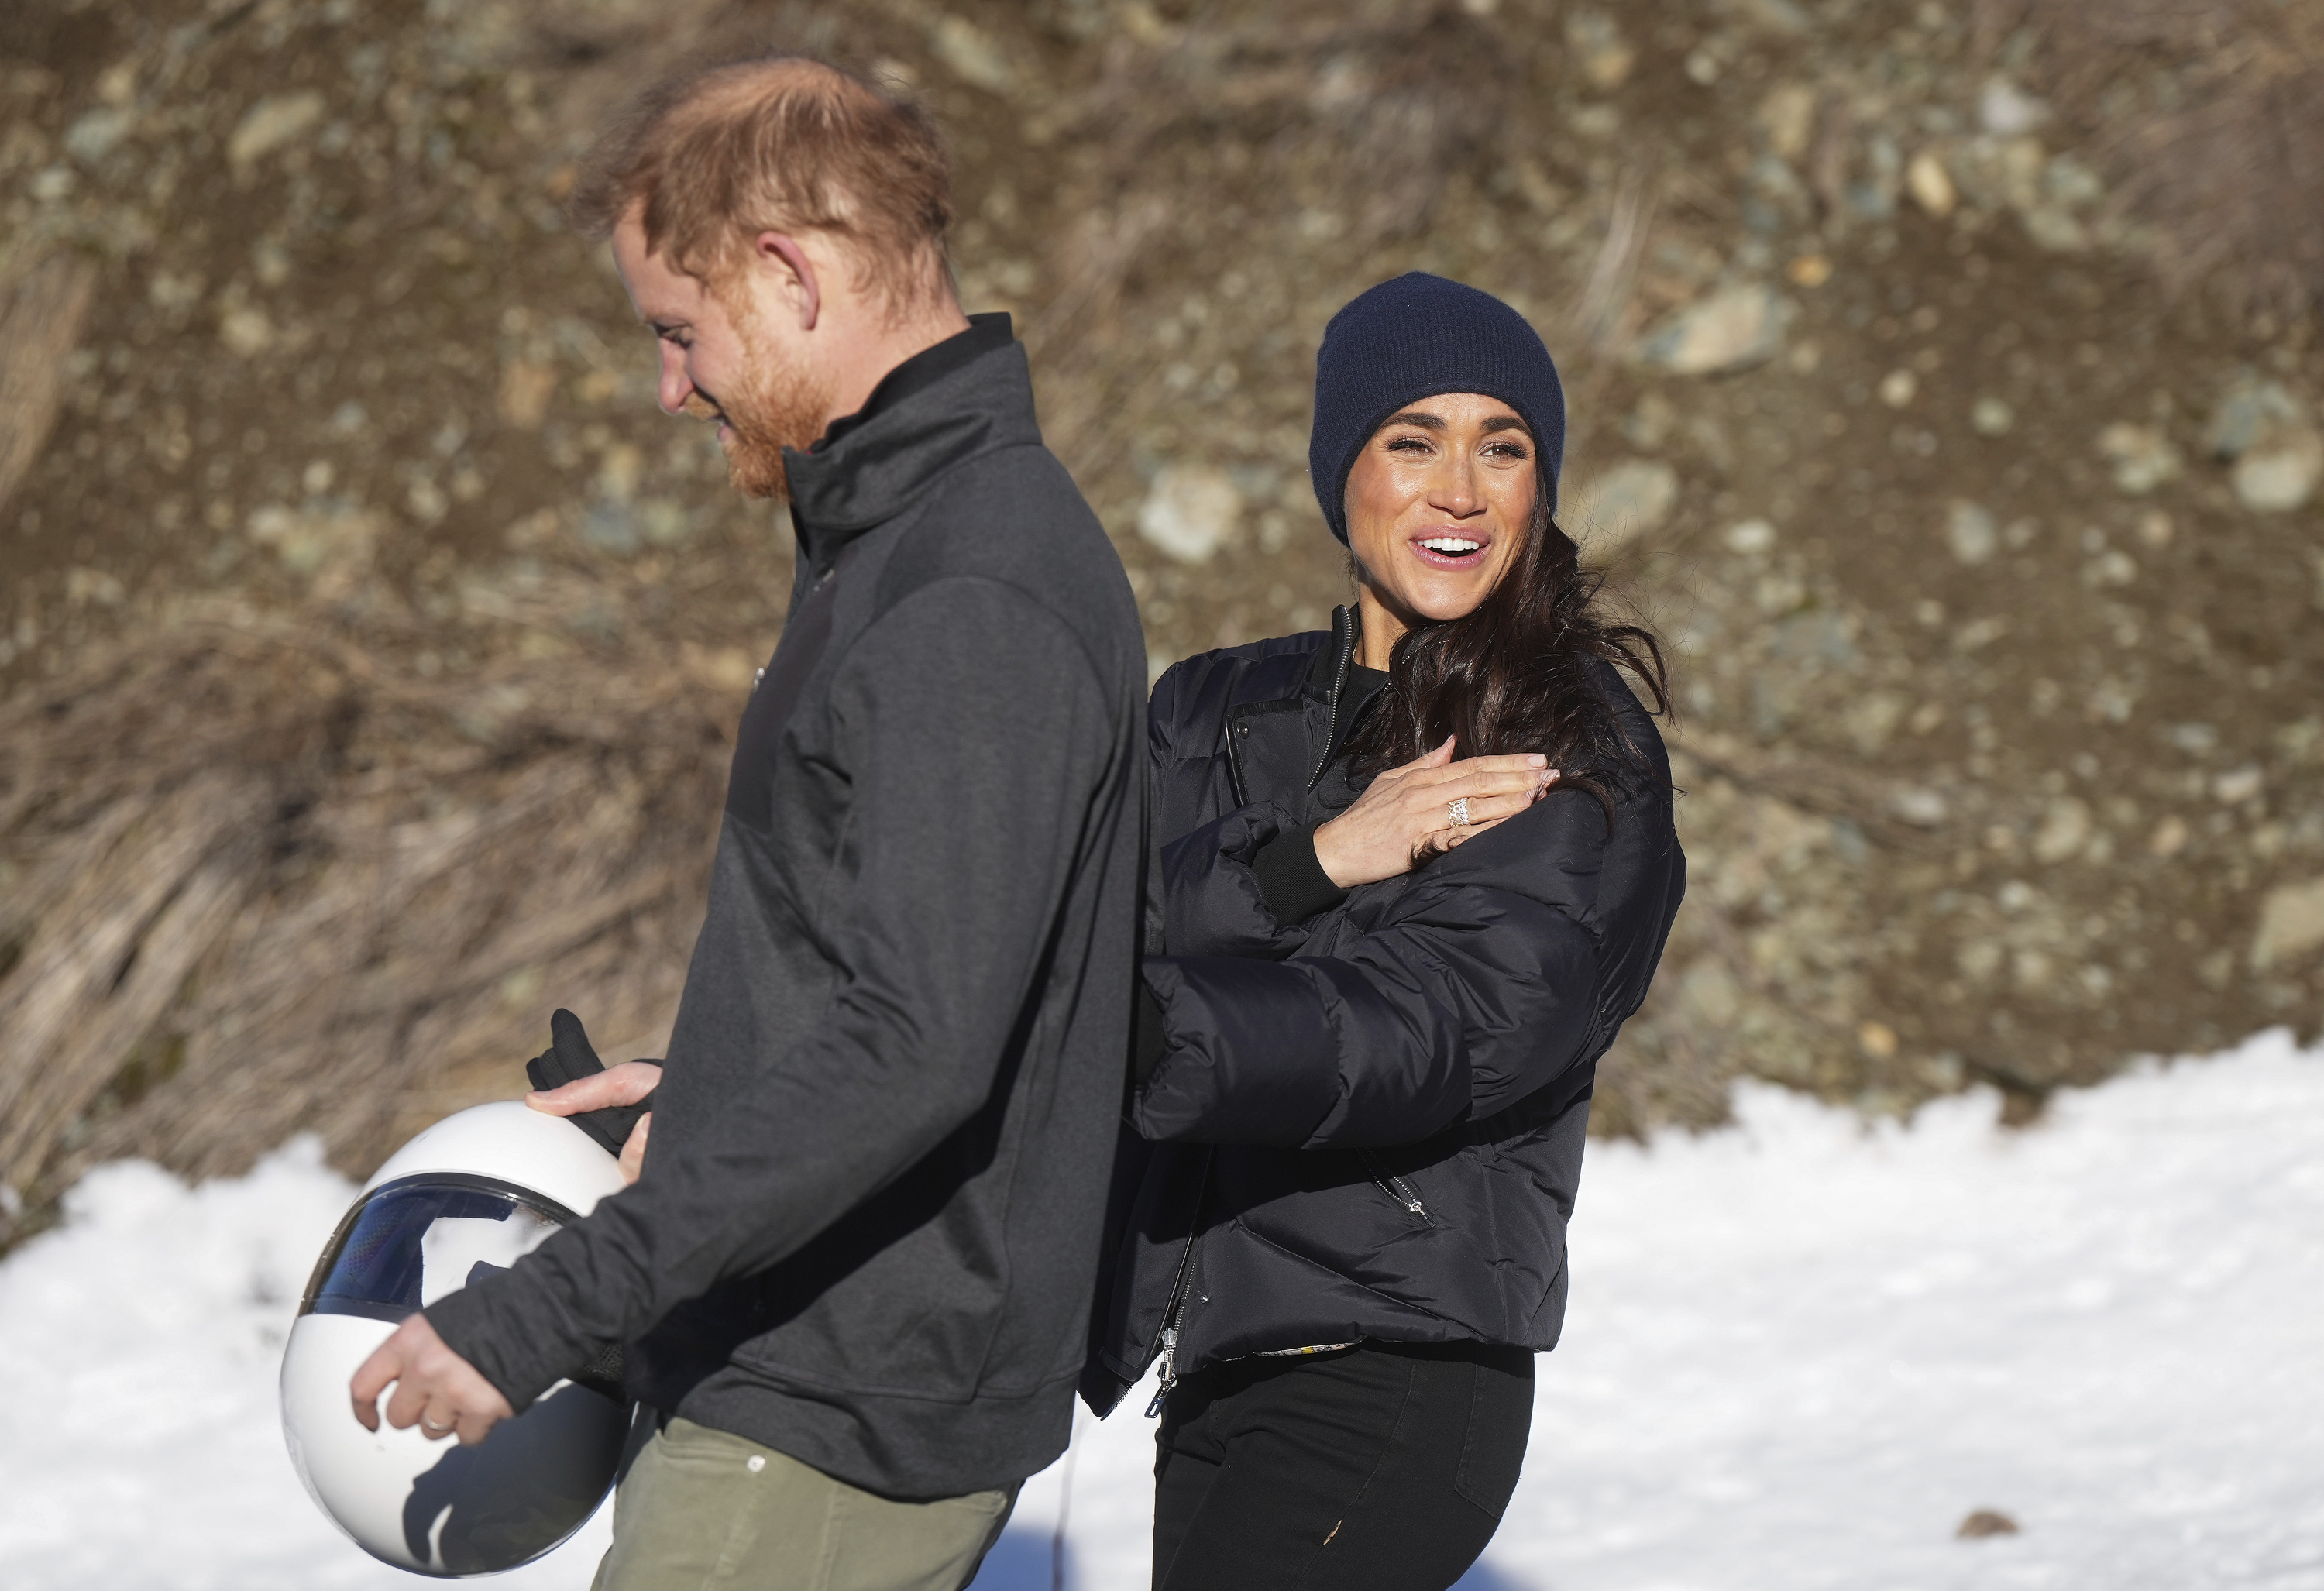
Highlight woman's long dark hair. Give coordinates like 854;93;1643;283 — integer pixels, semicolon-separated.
1342;487;1671;820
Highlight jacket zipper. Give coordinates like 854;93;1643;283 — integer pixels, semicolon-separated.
1305;605;1357;792
1361;1150;1433;1222
1143;1239;1200;1417
1144;1146;1213;1417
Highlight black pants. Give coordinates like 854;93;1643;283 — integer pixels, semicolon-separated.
1151;1341;1534;1591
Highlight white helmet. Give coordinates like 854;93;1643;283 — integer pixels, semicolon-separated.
280;1101;638;1577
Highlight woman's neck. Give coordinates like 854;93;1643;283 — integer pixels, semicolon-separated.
1353;583;1406;671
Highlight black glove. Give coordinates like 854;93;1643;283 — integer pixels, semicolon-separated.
524;1009;658;1160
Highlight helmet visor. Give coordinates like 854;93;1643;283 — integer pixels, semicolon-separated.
300;1173;576;1325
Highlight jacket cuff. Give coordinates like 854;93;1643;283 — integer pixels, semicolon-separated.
1250;824;1348;924
1133;977;1170;1084
422;1270;580;1413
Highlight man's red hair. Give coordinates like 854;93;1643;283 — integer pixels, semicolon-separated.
570;53;954;321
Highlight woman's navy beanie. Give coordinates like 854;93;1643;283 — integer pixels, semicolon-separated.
1308;273;1566;545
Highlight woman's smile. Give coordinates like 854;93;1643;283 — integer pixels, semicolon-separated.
1409;529;1493;569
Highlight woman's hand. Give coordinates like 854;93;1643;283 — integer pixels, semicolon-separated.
1312;737;1558;889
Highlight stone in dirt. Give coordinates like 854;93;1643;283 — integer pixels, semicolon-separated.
2231;427;2322;514
1569;458;1679;554
1633;283;1792;376
2252;878;2324;973
1137;464;1240;565
2095;423;2183;494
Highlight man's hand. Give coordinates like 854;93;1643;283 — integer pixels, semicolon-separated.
350;1313;516;1447
529;1060;661;1185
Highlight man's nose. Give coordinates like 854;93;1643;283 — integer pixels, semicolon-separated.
657;344;693;417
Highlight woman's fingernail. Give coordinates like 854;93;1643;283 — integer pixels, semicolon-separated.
1527;754;1549;767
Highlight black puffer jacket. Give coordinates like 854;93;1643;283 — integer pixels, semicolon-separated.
1082;608;1684;1413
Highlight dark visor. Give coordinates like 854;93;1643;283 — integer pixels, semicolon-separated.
299;1172;578;1325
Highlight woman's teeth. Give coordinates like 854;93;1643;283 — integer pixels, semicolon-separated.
1419;538;1482;555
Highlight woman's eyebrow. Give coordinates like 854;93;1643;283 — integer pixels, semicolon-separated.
1480;415;1526;434
1382;409;1446;431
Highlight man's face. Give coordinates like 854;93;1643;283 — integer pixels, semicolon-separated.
610;214;830;500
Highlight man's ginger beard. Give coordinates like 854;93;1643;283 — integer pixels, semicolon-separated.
691;285;835;501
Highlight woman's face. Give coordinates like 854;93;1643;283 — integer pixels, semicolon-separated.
1344;392;1537;635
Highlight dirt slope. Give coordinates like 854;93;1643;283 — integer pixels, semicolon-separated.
0;0;2318;1215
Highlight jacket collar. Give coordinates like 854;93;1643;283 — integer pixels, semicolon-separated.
1226;606;1365;805
781;316;1043;574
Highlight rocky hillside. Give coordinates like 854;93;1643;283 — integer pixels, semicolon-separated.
0;0;2319;1210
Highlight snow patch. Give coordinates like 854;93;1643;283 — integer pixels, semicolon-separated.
5;1032;2321;1589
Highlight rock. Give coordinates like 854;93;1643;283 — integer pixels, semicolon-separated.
2096;423;2183;494
1879;369;1918;407
1958;1509;2022;1539
1888;787;1949;827
2231;426;2322;513
2203;374;2316;508
229;91;326;171
1565;11;1635;91
1857;1020;1899;1060
218;306;274;357
1569;458;1679;552
2149;814;2189;858
247;502;377;580
580;503;638;555
2211;765;2264;804
930;15;1015;96
1724;517;1776;555
1633;283;1790;375
497;361;557;430
2032;796;2091;864
1756;84;1814;161
2203;373;2304;460
1971;397;2016;436
596;443;644;504
2251;877;2324;972
63;107;135;166
1905;150;1956;218
1980;78;2048;136
1137;464;1241;564
1944;500;1999;565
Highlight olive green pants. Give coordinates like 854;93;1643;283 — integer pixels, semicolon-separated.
590;1417;1019;1591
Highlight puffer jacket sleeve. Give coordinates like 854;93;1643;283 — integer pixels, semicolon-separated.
1129;791;1611;1149
1156;801;1323;959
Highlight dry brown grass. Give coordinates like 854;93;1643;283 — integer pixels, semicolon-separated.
0;572;746;1242
0;251;95;518
1992;0;2324;318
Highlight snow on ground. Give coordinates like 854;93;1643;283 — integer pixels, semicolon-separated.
3;1028;2320;1590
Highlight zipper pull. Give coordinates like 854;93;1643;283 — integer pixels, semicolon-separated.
1143;1326;1178;1418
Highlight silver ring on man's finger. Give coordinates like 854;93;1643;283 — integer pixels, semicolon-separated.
421;1416;452;1435
1447;797;1470;828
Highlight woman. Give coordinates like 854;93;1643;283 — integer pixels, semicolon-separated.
1083;274;1686;1591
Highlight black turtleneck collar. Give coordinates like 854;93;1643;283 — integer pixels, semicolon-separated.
811;312;1016;455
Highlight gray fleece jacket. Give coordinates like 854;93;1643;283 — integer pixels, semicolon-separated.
427;316;1147;1500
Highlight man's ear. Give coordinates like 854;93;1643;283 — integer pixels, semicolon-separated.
753;232;820;332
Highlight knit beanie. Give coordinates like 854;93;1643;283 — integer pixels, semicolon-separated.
1308;273;1566;545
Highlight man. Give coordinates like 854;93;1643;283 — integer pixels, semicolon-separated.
349;53;1147;1590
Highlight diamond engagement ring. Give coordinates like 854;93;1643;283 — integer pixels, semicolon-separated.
1447;797;1470;827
